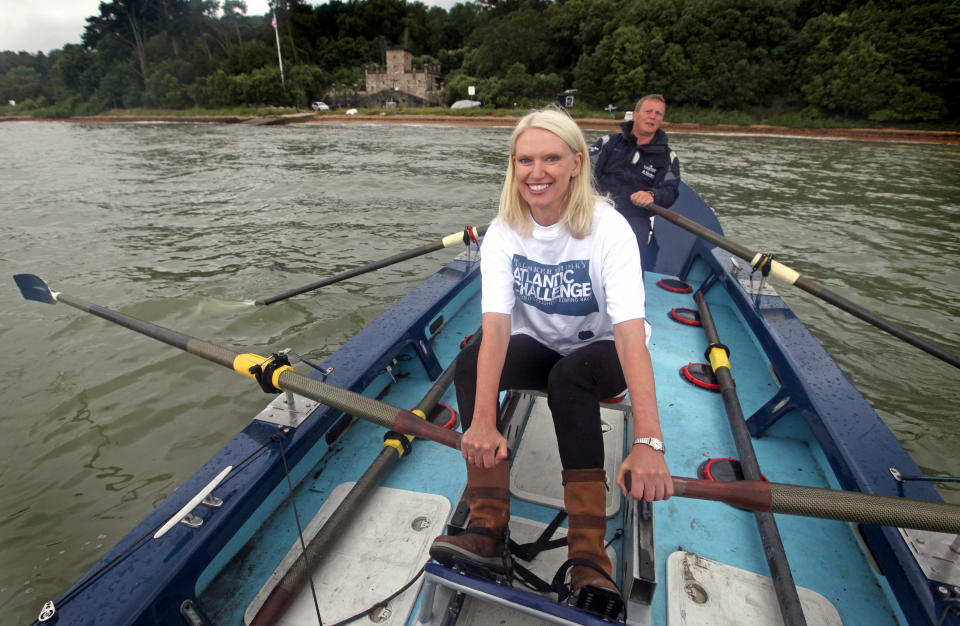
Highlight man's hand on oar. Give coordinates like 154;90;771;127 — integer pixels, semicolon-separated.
645;203;960;369
14;273;960;534
255;225;487;306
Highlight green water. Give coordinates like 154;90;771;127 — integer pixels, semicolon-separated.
0;121;957;623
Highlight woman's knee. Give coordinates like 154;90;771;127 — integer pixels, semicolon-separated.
546;354;595;398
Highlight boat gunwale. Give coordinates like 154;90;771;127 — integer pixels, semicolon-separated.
34;187;954;625
688;239;945;625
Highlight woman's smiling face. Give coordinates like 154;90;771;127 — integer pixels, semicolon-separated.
513;127;583;224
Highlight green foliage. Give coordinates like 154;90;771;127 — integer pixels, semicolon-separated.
98;63;144;109
666;106;757;126
0;66;46;103
144;64;192;108
463;7;554;77
236;67;286;105
0;0;956;124
194;69;241;107
792;2;954;121
439;70;478;106
286;64;328;108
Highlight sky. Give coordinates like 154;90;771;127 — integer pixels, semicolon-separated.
0;0;275;53
1;0;354;54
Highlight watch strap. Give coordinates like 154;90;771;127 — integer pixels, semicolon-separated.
633;436;665;453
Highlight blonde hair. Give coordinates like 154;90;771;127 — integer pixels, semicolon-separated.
497;107;595;238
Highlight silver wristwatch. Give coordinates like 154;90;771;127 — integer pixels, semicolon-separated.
633;437;665;453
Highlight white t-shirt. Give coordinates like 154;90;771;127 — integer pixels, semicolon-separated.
481;199;649;355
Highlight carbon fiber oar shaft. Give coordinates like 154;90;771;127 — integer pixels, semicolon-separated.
13;275;462;451
672;477;960;534
694;291;806;626
255;225;487;305
647;203;960;369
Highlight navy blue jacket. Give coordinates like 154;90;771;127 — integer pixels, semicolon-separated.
589;122;681;222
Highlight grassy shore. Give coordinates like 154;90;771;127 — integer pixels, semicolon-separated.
2;105;958;144
1;103;957;128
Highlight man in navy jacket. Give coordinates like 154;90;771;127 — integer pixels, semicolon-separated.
589;94;681;260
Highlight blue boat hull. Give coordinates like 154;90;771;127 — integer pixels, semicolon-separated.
34;183;955;626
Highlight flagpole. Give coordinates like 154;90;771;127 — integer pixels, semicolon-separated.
272;11;285;89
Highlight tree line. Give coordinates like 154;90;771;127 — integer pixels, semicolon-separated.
1;0;957;123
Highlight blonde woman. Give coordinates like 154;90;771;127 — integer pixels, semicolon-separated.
430;108;672;619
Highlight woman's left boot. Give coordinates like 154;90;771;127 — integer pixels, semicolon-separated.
559;468;625;620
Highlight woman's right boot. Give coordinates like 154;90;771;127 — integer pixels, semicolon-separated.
559;468;625;620
429;461;511;576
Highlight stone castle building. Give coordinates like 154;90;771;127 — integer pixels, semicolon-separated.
327;48;442;108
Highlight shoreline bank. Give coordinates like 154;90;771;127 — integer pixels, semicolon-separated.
4;112;958;144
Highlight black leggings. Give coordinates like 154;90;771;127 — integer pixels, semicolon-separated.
454;333;627;470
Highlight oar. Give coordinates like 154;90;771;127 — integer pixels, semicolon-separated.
671;477;960;535
695;290;806;626
247;331;478;626
646;203;960;369
12;273;460;450
13;274;960;534
254;225;487;306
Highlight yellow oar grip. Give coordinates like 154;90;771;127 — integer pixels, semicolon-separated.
750;253;800;285
383;409;427;456
232;353;294;389
708;346;730;372
442;226;481;248
441;232;463;247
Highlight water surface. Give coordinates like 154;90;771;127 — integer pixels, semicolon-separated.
1;120;957;623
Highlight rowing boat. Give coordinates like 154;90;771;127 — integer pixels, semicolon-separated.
18;182;959;625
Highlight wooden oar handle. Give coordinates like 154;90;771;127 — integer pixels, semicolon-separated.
275;370;462;450
671;476;772;511
394;410;462;450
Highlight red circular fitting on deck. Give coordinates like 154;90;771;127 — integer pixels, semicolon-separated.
680;362;720;391
668;307;702;326
657;278;692;293
697;457;768;483
428;403;458;429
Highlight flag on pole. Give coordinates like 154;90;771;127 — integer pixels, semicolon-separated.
271;13;278;30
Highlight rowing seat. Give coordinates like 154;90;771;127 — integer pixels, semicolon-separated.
530;387;629;405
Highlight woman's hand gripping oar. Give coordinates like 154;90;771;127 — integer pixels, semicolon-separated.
14;274;960;534
254;225;487;306
645;202;960;369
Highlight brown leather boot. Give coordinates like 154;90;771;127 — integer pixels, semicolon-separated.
430;461;511;575
561;468;625;620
